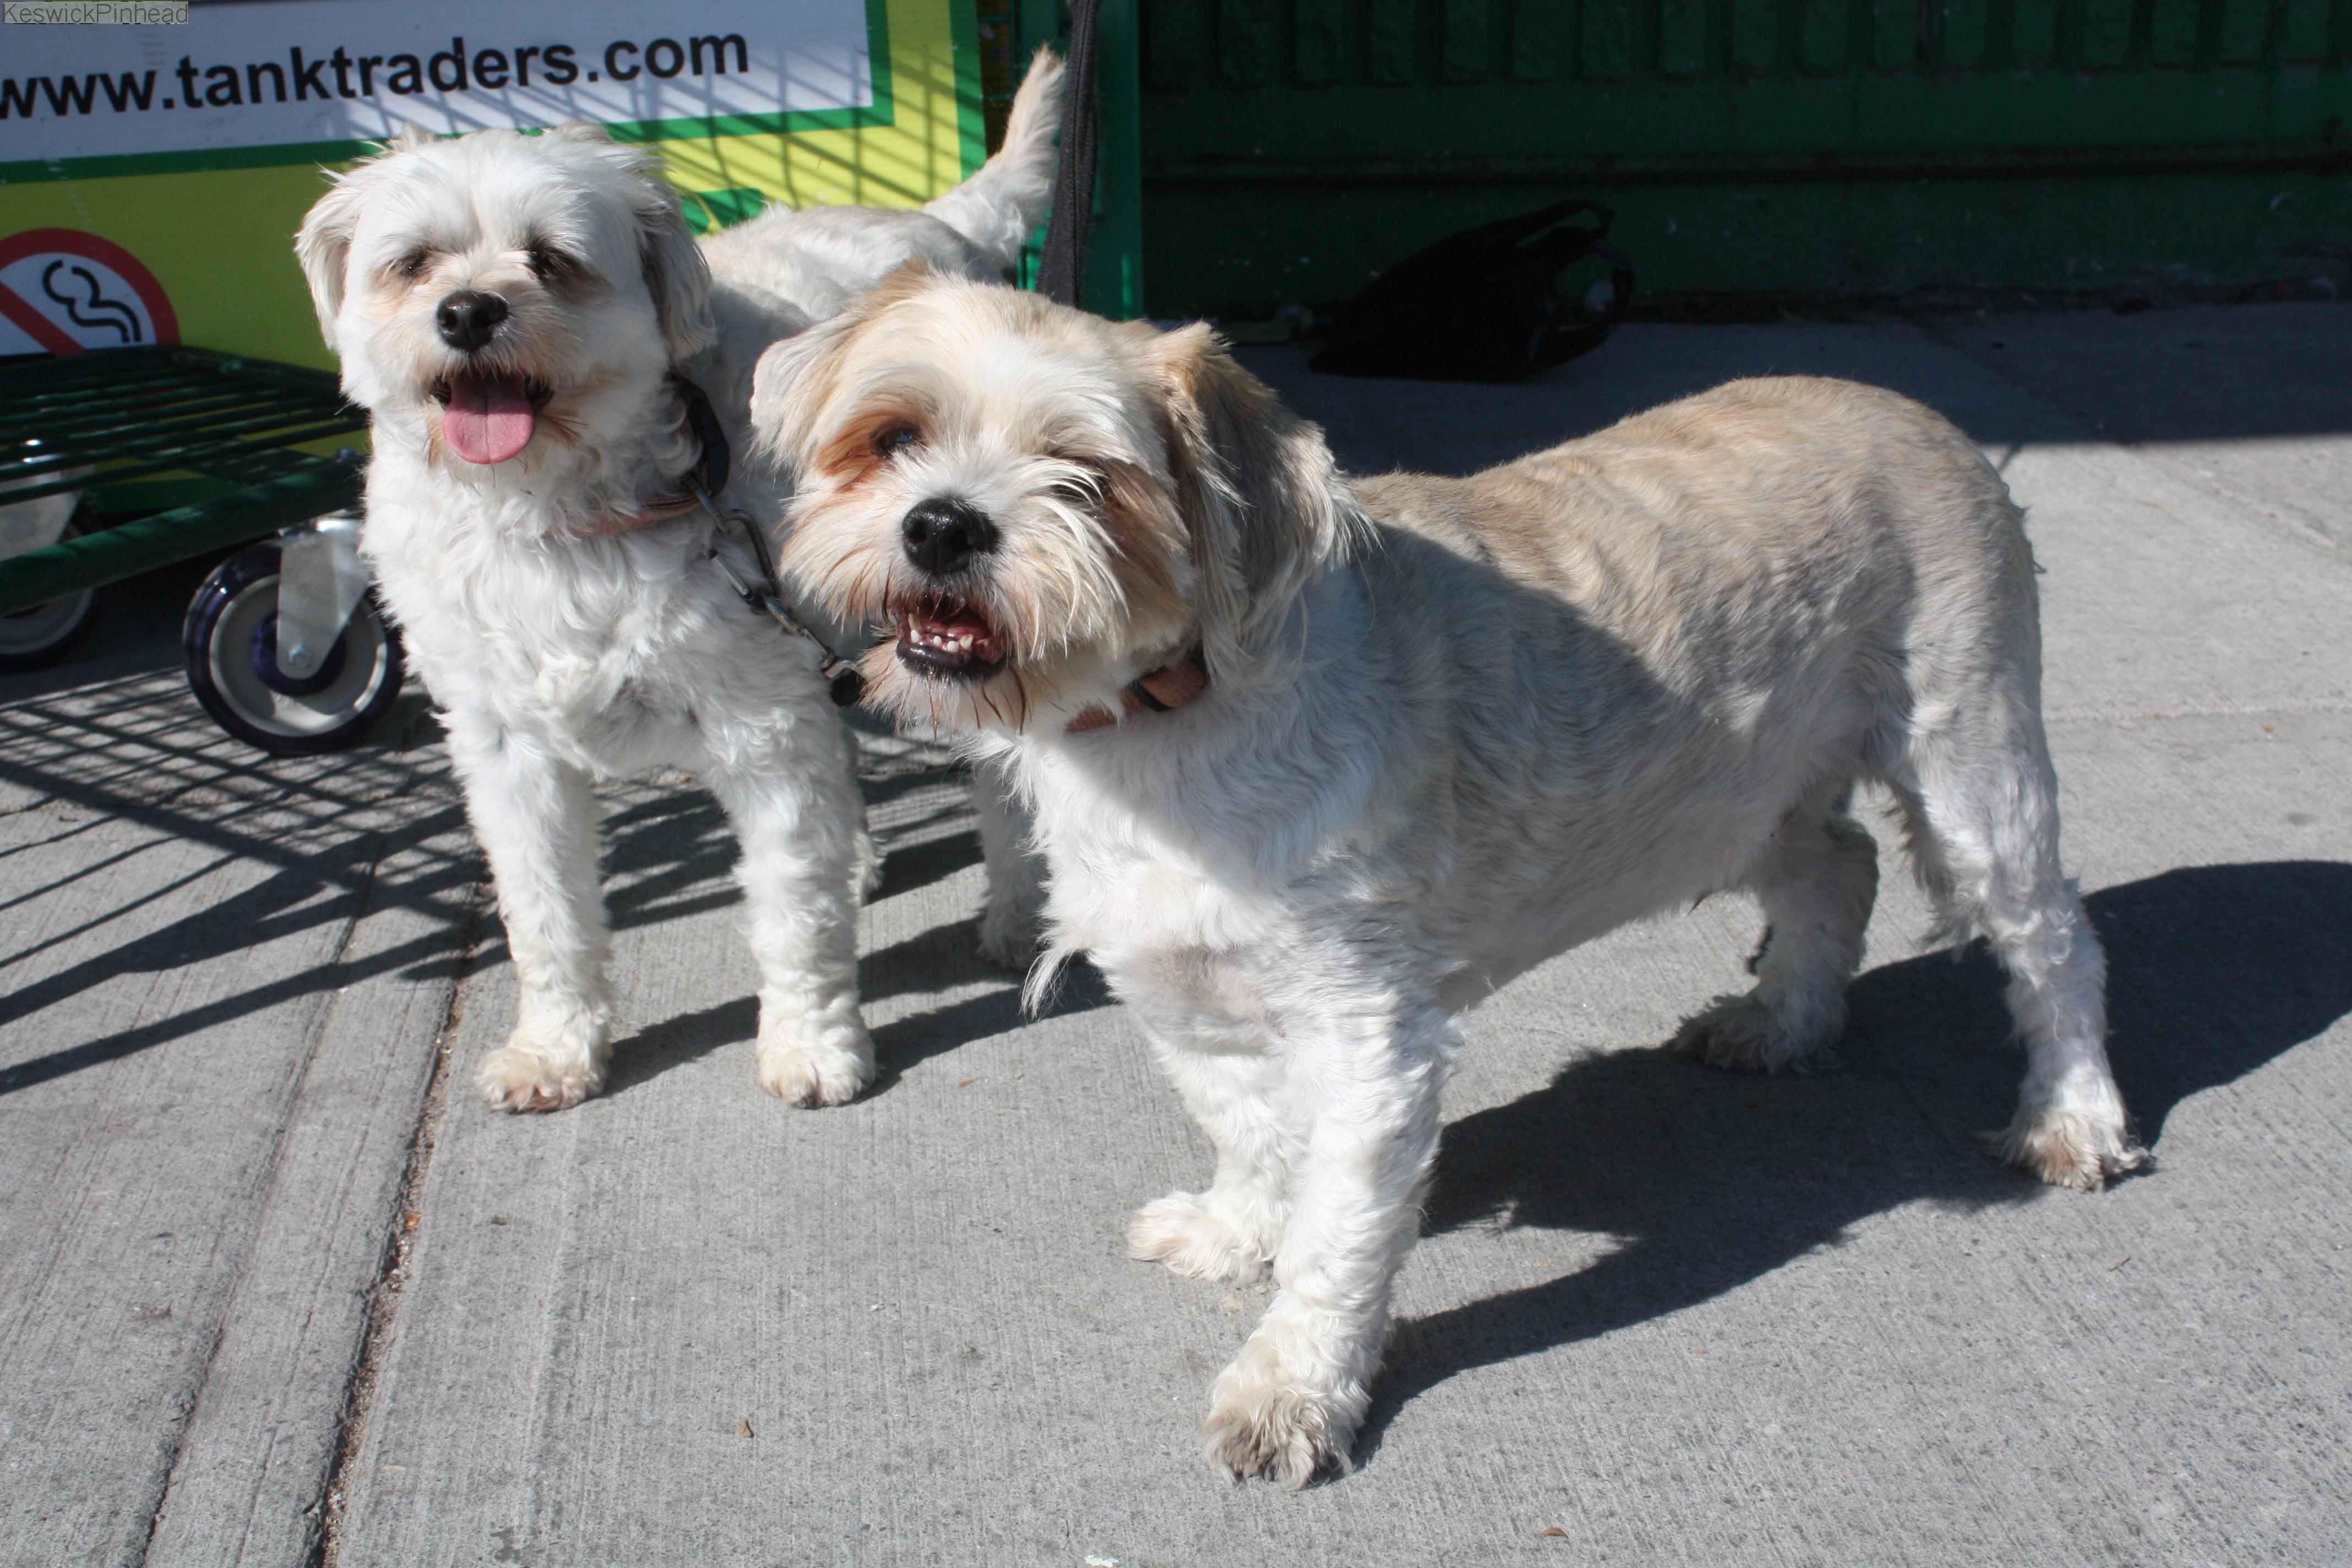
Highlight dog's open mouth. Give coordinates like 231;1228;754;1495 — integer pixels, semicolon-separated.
895;596;1007;679
432;372;551;465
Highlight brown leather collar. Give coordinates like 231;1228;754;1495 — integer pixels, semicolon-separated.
558;374;729;538
560;491;706;536
1066;649;1208;733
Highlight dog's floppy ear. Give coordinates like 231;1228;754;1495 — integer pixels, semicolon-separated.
294;168;369;345
750;311;857;476
563;134;714;357
293;128;433;346
601;143;715;360
642;197;715;359
750;261;943;473
1146;323;1353;654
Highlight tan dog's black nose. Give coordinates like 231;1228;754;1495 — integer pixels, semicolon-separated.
902;498;997;577
435;290;509;352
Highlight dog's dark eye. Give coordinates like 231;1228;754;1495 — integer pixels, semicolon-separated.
874;424;921;458
392;248;431;281
526;243;582;284
1047;457;1105;507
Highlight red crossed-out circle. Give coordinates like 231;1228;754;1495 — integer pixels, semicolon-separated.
0;228;181;357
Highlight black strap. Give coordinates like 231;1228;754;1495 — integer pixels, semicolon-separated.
671;373;731;496
670;373;865;707
1036;0;1101;308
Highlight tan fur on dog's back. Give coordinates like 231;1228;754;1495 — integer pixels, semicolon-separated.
1365;376;2033;683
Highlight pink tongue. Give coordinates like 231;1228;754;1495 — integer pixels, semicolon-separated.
442;375;535;464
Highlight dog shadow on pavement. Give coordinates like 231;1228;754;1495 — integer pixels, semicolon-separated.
1359;858;2352;1458
599;807;1112;1099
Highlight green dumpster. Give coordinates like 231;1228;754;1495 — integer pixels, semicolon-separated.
1131;0;2352;318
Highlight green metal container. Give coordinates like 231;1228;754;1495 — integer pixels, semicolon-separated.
1133;0;2352;318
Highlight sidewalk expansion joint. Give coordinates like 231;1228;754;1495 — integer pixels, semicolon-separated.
306;864;489;1568
2045;695;2352;726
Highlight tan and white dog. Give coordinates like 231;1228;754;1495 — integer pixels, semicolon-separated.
755;274;2143;1486
295;59;1061;1113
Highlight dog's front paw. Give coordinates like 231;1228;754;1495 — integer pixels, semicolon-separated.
1673;992;1838;1074
1202;1332;1369;1490
974;897;1039;973
851;828;884;905
1129;1191;1272;1284
1980;1105;2147;1190
477;1041;603;1113
755;1004;874;1107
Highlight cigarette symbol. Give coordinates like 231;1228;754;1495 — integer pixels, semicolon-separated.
40;259;143;345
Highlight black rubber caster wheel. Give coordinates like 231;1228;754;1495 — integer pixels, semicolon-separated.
183;541;405;755
0;520;102;673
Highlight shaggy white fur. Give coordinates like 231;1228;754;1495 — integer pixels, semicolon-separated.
757;276;2144;1487
294;55;1061;1113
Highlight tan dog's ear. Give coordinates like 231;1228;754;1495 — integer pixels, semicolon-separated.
750;262;946;472
1147;323;1351;654
750;309;858;475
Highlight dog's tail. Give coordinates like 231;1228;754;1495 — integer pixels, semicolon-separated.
922;45;1065;273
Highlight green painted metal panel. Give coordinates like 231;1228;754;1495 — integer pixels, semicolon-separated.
1299;0;1348;80
0;346;367;615
1133;0;2352;315
1371;0;1420;80
0;462;362;616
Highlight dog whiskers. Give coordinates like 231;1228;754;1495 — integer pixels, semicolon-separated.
1008;665;1033;732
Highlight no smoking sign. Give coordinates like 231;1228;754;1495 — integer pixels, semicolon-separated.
0;230;180;357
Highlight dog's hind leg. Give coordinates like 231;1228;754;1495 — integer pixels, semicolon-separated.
447;715;615;1112
1676;794;1879;1073
707;725;876;1108
1129;1035;1291;1286
1890;714;2143;1189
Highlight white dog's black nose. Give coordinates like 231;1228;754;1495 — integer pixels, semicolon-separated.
902;498;997;577
435;290;509;352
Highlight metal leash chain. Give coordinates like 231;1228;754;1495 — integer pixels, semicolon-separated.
692;483;867;707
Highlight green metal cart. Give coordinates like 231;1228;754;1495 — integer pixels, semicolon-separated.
0;347;404;755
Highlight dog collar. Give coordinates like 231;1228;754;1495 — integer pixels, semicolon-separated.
1066;649;1209;732
560;374;730;537
545;375;867;705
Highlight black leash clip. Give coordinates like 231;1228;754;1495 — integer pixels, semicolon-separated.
693;485;867;708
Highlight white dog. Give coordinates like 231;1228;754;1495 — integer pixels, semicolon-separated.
756;274;2144;1485
293;57;1062;1112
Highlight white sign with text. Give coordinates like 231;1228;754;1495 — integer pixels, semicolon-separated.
0;0;873;163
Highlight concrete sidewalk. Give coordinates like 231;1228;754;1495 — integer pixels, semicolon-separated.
3;305;2348;1568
